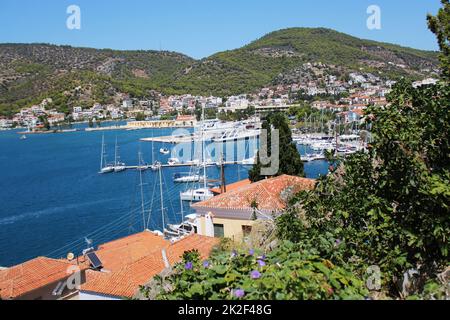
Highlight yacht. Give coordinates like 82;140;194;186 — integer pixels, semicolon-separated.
173;173;202;183
113;137;126;172
180;188;214;202
100;165;115;174
99;135;115;174
136;151;148;171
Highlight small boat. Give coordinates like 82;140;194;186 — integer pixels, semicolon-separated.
99;135;114;174
150;161;162;171
113;137;126;172
180;188;214;202
20;135;27;140
173;173;202;183
168;158;180;166
160;148;170;155
136;151;148;171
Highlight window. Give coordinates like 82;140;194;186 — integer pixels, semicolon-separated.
242;225;252;237
213;224;225;238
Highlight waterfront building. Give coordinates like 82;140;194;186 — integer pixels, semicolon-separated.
191;175;316;242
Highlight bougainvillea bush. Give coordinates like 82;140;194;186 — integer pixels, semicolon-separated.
152;242;368;300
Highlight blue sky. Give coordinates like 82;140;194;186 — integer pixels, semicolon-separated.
0;0;442;59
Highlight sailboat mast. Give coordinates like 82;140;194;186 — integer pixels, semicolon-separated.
139;151;146;230
180;192;184;222
114;136;118;166
100;135;105;171
151;131;154;164
202;106;207;190
158;166;165;230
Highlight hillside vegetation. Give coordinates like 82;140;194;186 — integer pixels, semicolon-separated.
0;28;439;116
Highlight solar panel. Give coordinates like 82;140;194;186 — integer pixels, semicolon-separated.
86;252;103;269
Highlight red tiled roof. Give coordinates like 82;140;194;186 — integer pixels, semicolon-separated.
193;175;316;212
95;231;168;272
176;115;196;121
0;257;87;300
81;232;219;298
210;179;252;195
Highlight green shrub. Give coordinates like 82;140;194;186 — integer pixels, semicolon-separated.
152;241;368;300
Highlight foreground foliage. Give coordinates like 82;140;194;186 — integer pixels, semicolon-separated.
152;242;368;300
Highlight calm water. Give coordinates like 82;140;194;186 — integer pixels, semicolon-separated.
0;125;328;267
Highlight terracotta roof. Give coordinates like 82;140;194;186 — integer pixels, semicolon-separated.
166;234;219;264
193;175;316;212
95;231;168;272
0;257;87;300
210;179;252;195
81;232;219;298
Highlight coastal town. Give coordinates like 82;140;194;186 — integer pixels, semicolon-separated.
0;65;438;131
0;0;449;305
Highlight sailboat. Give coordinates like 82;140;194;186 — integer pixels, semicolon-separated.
113;137;126;172
165;193;196;239
241;113;259;166
149;132;162;171
136;150;148;171
100;135;115;174
180;106;214;202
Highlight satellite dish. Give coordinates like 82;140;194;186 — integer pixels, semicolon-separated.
67;252;75;261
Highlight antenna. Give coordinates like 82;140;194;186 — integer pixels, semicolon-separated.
84;237;93;247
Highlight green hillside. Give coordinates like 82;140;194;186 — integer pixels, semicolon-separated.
170;28;439;96
0;28;439;116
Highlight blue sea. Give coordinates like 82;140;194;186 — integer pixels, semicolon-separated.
0;124;329;267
